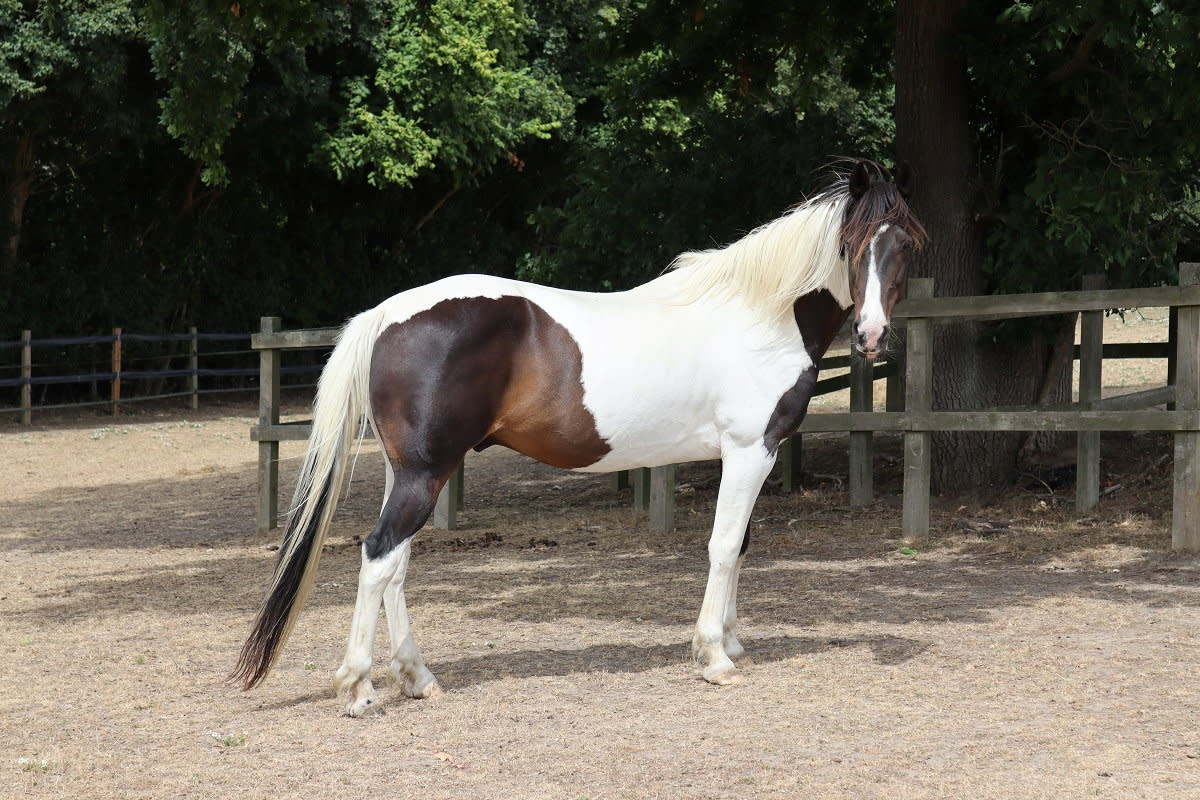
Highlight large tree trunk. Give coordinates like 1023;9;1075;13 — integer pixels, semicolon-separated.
895;0;1061;494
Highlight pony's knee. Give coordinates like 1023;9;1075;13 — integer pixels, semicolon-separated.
707;537;743;568
363;522;398;561
364;475;438;560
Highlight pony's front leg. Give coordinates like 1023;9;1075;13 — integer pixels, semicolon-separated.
382;540;442;699
722;531;750;660
333;544;406;716
692;446;774;684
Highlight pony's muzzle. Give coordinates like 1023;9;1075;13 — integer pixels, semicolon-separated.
852;321;889;359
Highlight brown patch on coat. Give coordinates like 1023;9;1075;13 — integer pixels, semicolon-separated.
762;290;851;453
368;296;611;477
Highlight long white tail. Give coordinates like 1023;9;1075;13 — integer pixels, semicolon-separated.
232;306;386;689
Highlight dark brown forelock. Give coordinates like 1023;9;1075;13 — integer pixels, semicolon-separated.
829;162;928;265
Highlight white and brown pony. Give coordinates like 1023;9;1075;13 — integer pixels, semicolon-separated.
233;160;926;715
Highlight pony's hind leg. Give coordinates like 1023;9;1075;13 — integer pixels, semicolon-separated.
383;540;441;698
333;543;406;716
370;450;441;697
334;469;442;716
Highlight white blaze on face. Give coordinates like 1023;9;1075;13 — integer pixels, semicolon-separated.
857;223;890;351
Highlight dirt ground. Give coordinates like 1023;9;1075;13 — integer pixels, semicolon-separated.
3;309;1200;799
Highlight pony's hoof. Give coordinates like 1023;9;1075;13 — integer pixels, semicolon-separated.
404;676;444;700
702;663;744;686
694;638;743;684
416;679;444;699
346;694;384;718
338;672;381;717
390;663;444;699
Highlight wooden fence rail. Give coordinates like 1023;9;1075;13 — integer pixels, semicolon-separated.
251;265;1199;552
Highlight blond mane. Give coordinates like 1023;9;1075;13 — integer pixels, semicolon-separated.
665;191;853;319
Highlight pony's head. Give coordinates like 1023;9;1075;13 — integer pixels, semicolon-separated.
838;160;927;359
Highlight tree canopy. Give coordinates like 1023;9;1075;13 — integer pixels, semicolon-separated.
967;1;1200;292
1;0;1196;340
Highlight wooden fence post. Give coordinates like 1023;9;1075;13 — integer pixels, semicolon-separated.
434;462;464;529
1172;263;1200;552
632;467;651;511
21;330;31;425
189;326;199;410
778;436;802;492
649;464;676;532
111;327;122;417
885;353;906;413
849;356;873;506
1077;274;1106;511
902;278;934;542
257;317;281;533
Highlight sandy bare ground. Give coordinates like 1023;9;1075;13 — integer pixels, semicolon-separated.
3;309;1200;799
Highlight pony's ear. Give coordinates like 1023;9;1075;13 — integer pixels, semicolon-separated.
894;161;914;200
849;161;871;199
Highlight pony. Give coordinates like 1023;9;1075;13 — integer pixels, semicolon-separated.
233;159;926;716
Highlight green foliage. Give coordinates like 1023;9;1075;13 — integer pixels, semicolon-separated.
1;0;1197;374
316;0;574;188
0;0;134;107
967;0;1200;292
140;0;326;185
0;0;147;334
518;0;897;289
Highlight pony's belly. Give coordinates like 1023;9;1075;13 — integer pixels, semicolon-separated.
575;366;728;470
575;425;722;472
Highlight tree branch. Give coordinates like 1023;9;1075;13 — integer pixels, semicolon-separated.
1044;21;1101;86
414;183;462;232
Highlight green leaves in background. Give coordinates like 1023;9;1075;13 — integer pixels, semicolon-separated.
0;0;1196;340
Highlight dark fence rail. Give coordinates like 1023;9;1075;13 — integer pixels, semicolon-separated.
0;329;325;421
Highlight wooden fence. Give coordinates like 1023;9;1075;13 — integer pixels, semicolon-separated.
251;264;1200;552
890;265;1200;552
2;329;283;420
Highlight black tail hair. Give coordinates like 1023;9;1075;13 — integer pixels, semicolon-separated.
230;473;333;689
